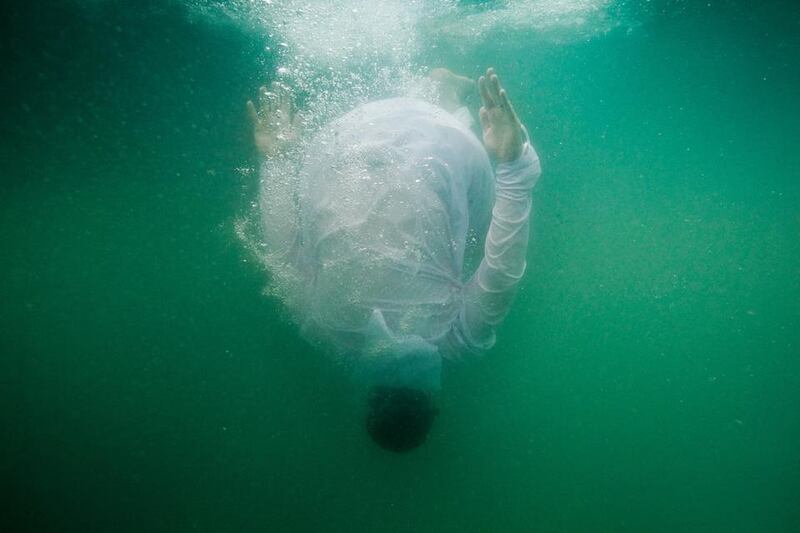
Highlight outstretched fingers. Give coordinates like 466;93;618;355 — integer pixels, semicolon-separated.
479;75;496;108
251;82;295;128
490;73;502;101
476;68;526;162
271;81;293;121
480;67;512;111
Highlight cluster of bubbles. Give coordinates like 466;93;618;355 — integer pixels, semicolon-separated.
192;0;620;126
432;0;620;48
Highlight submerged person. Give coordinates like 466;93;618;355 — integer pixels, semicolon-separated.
246;68;542;452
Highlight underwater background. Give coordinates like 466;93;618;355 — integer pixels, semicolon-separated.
2;1;799;531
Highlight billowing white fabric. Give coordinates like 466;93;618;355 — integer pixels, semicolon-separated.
258;97;541;389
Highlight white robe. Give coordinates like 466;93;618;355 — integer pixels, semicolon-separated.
259;97;541;389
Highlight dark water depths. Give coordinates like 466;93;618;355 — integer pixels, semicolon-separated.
2;1;799;531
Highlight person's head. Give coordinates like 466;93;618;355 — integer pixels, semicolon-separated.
366;386;438;452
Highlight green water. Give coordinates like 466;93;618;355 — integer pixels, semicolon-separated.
2;1;799;531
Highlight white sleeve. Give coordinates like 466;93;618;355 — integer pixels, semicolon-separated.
445;141;542;358
258;154;301;265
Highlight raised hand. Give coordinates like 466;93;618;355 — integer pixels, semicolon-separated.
246;81;302;158
478;68;524;163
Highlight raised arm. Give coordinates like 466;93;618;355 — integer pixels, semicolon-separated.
247;82;303;264
446;69;542;357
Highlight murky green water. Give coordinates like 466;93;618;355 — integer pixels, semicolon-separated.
2;1;799;531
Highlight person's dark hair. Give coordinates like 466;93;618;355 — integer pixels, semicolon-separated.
366;386;438;452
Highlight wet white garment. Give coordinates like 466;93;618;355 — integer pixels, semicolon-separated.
259;97;541;389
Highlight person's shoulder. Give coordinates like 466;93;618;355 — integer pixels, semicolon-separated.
329;97;448;133
355;97;442;116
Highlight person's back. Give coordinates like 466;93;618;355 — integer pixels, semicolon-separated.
294;98;495;364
